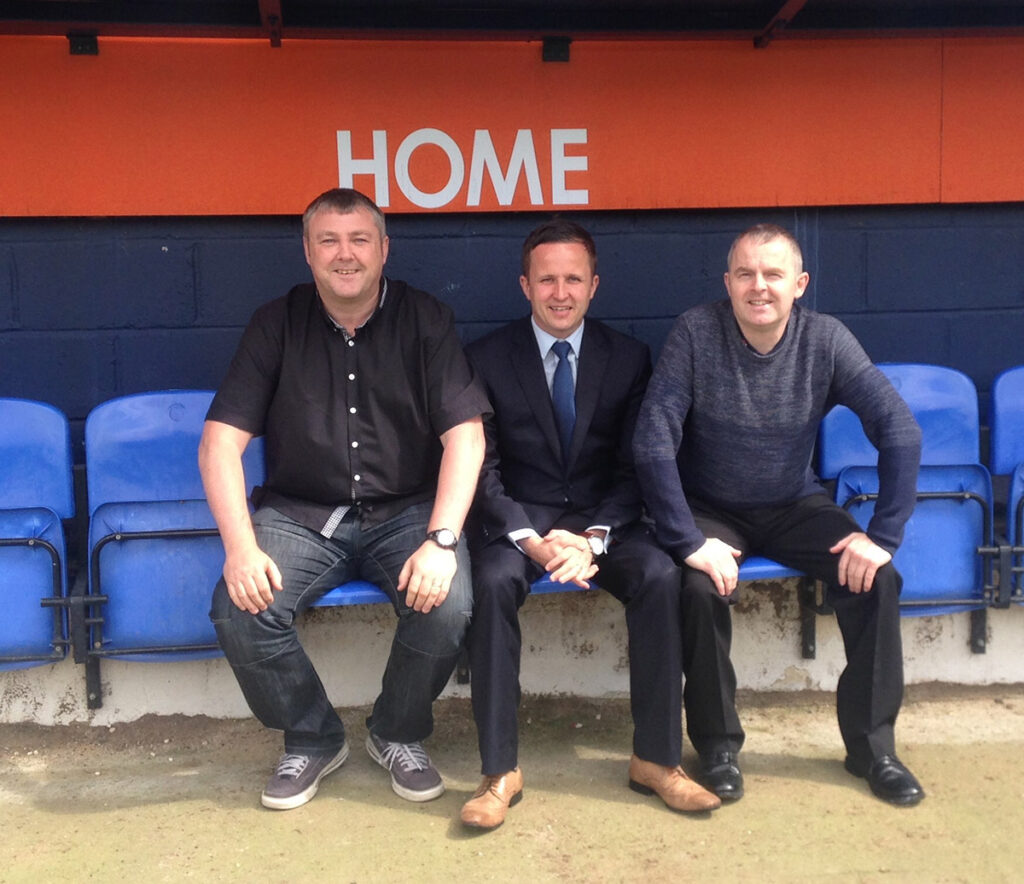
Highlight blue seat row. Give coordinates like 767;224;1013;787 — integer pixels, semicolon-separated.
0;390;810;704
4;362;1021;701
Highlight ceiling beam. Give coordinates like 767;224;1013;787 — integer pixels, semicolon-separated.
1;17;1022;44
258;0;282;47
755;0;810;48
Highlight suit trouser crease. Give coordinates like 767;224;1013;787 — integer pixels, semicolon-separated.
210;503;472;754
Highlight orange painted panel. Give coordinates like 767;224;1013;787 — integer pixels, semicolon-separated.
941;39;1024;203
0;34;1005;216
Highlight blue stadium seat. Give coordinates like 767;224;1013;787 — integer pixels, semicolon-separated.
523;562;808;593
312;580;392;607
835;464;992;614
0;398;74;670
989;365;1024;477
819;364;993;618
311;572;595;607
1007;465;1024;605
989;365;1024;604
82;391;264;705
819;363;980;478
738;556;805;582
313;558;804;603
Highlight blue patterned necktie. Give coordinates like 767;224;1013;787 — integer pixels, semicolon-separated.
551;340;576;460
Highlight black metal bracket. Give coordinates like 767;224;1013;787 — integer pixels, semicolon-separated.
455;646;470;685
970;608;987;654
797;576;832;659
1;536;68;665
78;526;222;708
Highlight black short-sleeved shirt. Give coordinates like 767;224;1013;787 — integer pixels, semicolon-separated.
207;278;489;529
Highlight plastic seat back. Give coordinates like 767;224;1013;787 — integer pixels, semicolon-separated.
1007;464;1024;603
990;367;1024;600
990;365;1024;476
85;391;263;659
0;398;74;669
819;364;980;478
86;391;265;512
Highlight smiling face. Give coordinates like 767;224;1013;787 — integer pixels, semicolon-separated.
724;234;809;353
520;240;599;338
303;206;389;322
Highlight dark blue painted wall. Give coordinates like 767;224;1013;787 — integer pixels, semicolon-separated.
2;204;1023;461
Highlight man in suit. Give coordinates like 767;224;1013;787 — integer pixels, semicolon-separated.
460;219;721;830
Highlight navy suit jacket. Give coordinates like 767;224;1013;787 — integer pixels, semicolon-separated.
466;315;652;548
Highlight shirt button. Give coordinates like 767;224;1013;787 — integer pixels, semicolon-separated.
353;474;361;482
351;441;359;448
348;373;355;381
349;407;357;414
347;340;355;347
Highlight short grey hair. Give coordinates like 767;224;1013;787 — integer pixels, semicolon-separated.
727;223;803;273
302;188;386;240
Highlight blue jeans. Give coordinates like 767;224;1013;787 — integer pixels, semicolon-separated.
210;502;472;755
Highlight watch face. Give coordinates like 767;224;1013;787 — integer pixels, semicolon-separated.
587;535;604;556
429;528;457;549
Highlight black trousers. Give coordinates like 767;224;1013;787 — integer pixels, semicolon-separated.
683;493;905;768
468;521;726;774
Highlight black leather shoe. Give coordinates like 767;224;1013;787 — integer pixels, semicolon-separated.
844;754;925;807
698;752;744;801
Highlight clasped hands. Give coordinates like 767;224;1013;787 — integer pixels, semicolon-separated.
685;530;891;597
521;528;599;588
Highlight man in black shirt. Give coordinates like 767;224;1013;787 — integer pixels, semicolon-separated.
201;188;487;811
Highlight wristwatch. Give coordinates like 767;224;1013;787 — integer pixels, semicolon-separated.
426;528;459;550
584;531;606;557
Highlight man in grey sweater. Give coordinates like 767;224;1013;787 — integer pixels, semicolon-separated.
633;223;925;807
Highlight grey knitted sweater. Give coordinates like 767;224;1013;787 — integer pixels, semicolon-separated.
633;300;921;561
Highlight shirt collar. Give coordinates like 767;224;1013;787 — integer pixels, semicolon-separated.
320;277;389;338
531;317;585;359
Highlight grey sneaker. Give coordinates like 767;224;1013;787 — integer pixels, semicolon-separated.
365;732;445;802
260;741;349;810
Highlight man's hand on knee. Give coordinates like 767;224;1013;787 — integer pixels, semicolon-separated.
684;538;742;597
398;542;457;613
830;531;892;594
223;548;284;614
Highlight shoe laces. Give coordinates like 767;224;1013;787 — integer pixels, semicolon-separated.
377;740;430;773
274;754;310;779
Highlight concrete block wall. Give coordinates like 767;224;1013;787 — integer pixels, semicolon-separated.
2;203;1023;459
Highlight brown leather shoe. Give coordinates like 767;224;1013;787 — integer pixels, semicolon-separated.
628;755;721;813
460;768;524;829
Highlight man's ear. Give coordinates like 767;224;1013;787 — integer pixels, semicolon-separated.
795;271;810;300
